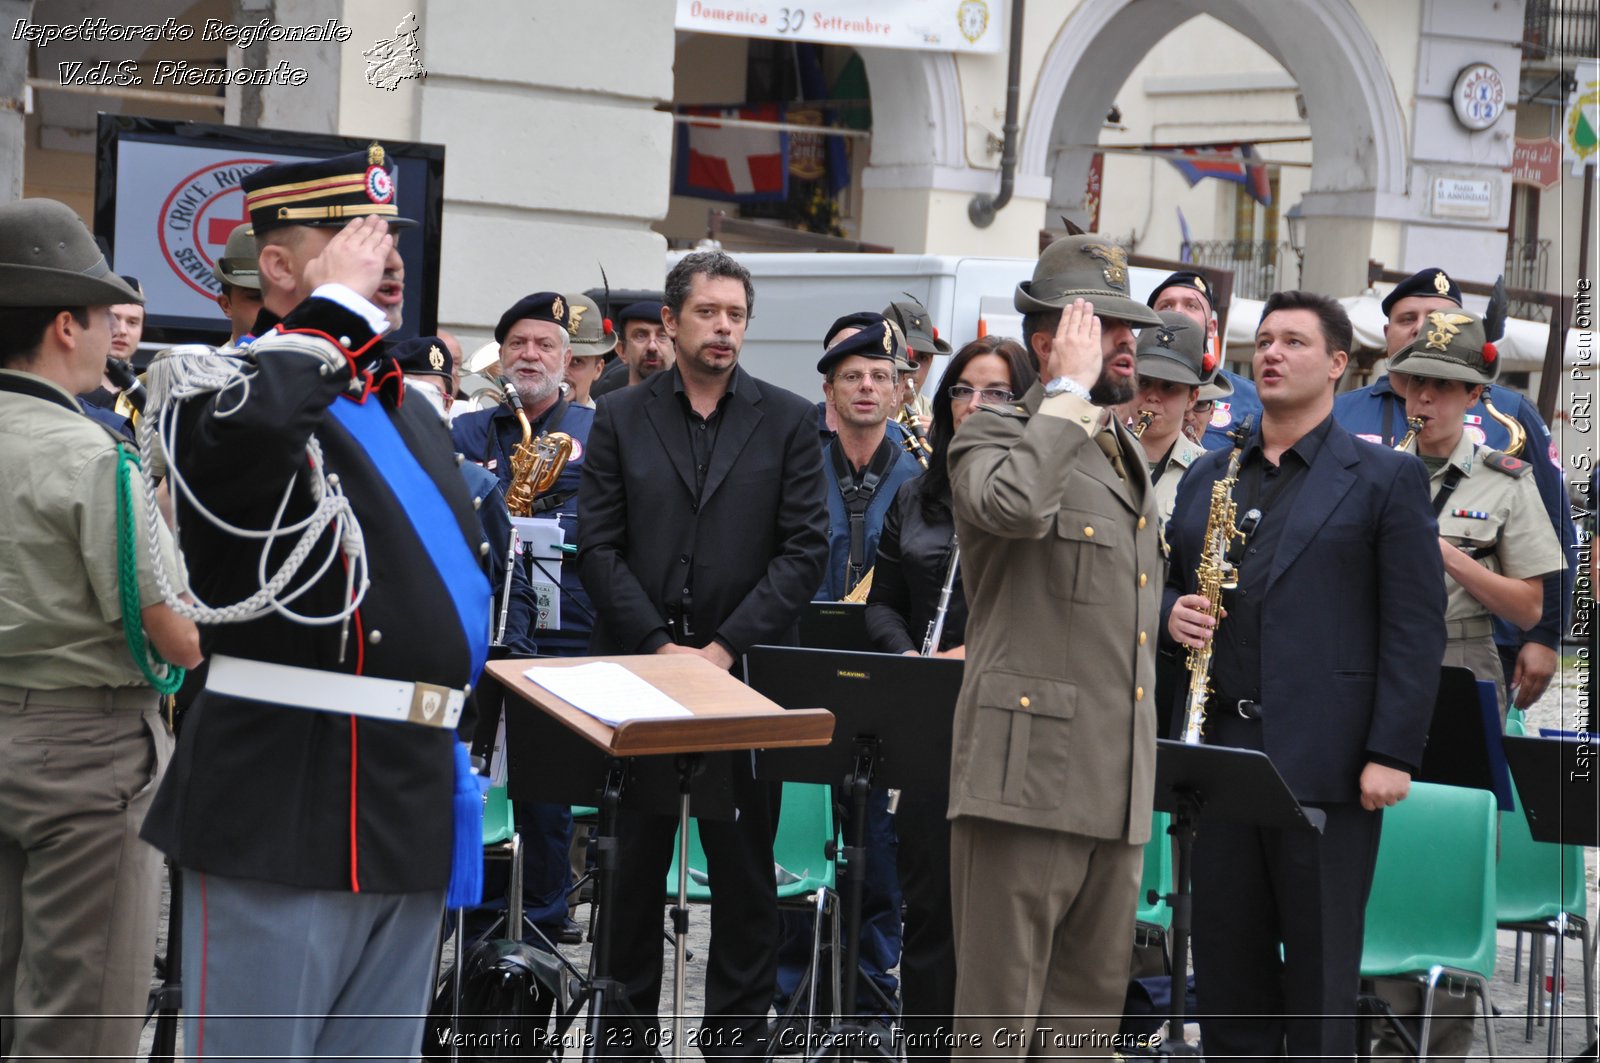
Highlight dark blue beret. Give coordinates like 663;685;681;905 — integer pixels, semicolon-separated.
615;300;664;326
391;335;453;378
816;320;904;375
496;291;575;344
1380;267;1462;317
1146;270;1215;311
823;311;886;349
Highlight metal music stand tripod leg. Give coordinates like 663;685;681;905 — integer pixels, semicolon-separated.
802;740;897;1063
1154;792;1201;1057
668;754;703;1063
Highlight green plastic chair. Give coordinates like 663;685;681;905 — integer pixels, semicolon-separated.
666;782;842;1035
1135;811;1173;960
1360;781;1499;1062
479;780;524;934
1497;712;1596;1044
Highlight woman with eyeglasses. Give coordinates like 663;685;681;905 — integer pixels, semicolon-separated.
863;334;1034;1062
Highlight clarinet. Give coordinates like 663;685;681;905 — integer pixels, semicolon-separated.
494;526;520;647
921;534;960;656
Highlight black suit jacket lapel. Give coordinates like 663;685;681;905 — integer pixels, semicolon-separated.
642;373;698;498
700;367;763;506
1267;423;1360;592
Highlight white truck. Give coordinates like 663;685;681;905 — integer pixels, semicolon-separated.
673;251;1177;401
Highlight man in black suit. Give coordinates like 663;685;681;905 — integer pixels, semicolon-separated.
578;250;829;1057
1163;290;1445;1061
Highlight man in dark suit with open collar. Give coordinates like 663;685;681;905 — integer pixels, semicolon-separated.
1164;290;1445;1061
578;250;828;1058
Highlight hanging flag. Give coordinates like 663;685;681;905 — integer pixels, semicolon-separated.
1176;206;1194;263
1564;60;1599;174
1164;143;1273;206
674;103;790;203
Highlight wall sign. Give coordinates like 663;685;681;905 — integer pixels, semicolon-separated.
1452;63;1506;131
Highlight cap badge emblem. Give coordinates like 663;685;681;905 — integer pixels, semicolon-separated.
551;295;565;323
427;345;446;371
567;302;586;337
1433;271;1452;296
1083;242;1128;287
1424;311;1473;352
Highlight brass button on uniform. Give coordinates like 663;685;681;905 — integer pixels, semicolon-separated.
1138;631;1147;646
1083;526;1094;538
1135;686;1145;701
1137;516;1147;530
1019;696;1031;708
368;629;382;645
1138;572;1148;588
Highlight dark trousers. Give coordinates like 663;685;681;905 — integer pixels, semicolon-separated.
895;786;955;1062
1191;714;1383;1062
601;756;778;1061
469;800;573;942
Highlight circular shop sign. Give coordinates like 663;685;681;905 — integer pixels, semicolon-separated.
1452;63;1506;131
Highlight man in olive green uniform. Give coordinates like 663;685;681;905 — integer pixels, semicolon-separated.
948;234;1163;1058
1375;309;1565;1059
1130;311;1210;530
0;199;202;1060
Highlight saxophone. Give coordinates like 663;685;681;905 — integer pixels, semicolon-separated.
1180;418;1254;745
1483;391;1526;456
1394;416;1425;451
499;377;575;518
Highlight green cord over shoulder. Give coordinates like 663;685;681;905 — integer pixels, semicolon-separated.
115;444;186;695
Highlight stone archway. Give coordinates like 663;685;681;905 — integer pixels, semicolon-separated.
1021;0;1409;293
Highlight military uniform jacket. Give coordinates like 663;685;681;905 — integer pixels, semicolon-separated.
1149;433;1208;532
1405;433;1566;625
142;296;492;894
1335;376;1575;649
947;382;1161;843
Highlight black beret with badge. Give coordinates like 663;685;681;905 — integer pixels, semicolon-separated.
240;142;417;235
1135;311;1210;386
1379;267;1461;317
1146;269;1216;313
0;198;143;307
823;311;886;349
392;335;455;379
1016;234;1162;327
816;319;906;375
495;291;574;344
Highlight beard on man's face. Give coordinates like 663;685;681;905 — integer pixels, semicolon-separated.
1090;366;1136;407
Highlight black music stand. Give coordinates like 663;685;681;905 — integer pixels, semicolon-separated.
1149;739;1325;1056
748;646;962;1062
489;656;833;1063
1503;733;1599;1060
1414;667;1512;810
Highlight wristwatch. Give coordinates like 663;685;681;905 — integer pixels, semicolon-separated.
1043;376;1092;401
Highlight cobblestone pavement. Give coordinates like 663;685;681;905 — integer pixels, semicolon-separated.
140;660;1595;1060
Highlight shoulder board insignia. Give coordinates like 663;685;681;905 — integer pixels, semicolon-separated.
1481;450;1528;477
977;403;1028;421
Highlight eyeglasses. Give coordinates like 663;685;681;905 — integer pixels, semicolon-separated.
948;384;1016;404
1191;400;1215;414
835;370;896;388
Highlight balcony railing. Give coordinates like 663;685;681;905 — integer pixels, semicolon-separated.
1523;1;1598;64
1505;237;1552;321
1184;240;1303;301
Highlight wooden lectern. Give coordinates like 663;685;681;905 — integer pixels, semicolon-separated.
486;655;834;1063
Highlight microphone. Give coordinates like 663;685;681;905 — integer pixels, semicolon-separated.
104;358;146;412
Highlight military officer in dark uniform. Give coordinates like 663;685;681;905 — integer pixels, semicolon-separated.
140;145;493;1058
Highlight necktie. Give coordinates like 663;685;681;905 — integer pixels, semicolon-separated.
1094;428;1128;482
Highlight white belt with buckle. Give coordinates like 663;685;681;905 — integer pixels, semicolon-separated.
206;655;465;729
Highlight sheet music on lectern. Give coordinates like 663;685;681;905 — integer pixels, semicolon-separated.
523;661;693;726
